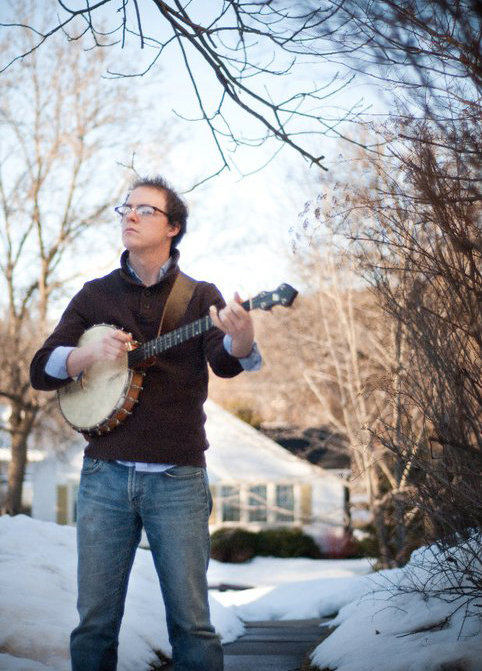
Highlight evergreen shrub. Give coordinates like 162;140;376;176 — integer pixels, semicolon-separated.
210;527;258;563
210;526;322;562
256;527;322;559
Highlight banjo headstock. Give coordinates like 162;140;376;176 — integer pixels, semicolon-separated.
246;284;298;312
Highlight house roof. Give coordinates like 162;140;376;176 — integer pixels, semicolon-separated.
204;401;336;484
260;426;351;470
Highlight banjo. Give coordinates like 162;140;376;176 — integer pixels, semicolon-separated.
58;283;298;435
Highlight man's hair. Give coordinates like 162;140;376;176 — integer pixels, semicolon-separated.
129;175;188;249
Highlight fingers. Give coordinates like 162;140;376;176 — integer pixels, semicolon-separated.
99;330;133;360
210;299;249;335
209;304;220;329
209;293;255;359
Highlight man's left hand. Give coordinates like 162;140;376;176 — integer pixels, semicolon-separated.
209;292;255;359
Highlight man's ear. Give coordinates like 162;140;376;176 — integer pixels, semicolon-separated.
168;222;181;238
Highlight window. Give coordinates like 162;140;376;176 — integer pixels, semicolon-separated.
248;485;268;522
211;482;299;527
221;485;240;522
275;484;295;522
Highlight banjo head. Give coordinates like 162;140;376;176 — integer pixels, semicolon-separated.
58;325;132;432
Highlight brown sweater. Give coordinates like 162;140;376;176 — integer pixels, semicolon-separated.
30;250;243;465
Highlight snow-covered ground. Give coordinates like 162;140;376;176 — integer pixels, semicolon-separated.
0;515;480;671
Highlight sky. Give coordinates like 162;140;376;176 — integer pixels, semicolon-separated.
0;0;384;307
0;515;480;671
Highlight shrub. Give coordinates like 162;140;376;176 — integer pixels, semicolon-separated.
210;527;258;563
320;532;364;559
231;404;263;429
256;527;322;559
354;525;380;560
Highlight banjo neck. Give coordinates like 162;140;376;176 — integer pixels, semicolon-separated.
128;313;215;367
127;284;298;367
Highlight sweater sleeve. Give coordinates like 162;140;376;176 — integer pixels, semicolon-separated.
30;285;95;391
199;283;245;379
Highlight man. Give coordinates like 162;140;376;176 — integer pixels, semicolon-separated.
30;176;261;671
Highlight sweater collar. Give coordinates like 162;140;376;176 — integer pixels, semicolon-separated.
119;248;180;287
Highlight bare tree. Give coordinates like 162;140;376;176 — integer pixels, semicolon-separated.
1;1;479;177
0;4;165;514
320;122;482;598
277;248;426;566
0;0;372;183
294;10;481;568
310;0;481;114
285;0;481;571
208;237;422;567
362;130;481;544
209;0;482;570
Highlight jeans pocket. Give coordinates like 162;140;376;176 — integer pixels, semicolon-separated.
81;456;105;475
163;465;205;479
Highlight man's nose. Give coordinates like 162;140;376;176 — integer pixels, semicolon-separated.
125;207;139;221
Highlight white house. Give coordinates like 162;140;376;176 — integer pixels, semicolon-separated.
32;401;348;547
0;447;45;511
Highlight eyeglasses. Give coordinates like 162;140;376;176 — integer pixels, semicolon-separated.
114;204;169;219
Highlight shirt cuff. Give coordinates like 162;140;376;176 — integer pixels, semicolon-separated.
223;334;263;371
45;346;76;379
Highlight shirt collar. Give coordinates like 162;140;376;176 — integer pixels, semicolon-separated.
126;256;172;285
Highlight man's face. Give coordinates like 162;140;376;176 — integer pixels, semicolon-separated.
121;186;180;256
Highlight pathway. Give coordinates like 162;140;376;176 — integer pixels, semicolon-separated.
223;618;332;671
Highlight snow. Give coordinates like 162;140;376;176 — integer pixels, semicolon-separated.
0;515;480;671
0;515;243;671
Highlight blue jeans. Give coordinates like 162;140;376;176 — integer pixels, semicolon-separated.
70;458;223;671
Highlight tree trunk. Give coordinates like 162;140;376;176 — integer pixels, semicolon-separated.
2;404;35;515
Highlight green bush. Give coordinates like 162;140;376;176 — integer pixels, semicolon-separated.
256;527;322;559
354;526;380;560
210;527;323;562
210;527;258;563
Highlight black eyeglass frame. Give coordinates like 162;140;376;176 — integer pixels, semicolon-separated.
114;204;170;219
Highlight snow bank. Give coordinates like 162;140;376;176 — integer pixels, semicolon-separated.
0;515;243;671
310;540;482;671
213;573;373;621
2;515;480;671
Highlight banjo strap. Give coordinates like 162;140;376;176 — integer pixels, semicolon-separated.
156;271;197;337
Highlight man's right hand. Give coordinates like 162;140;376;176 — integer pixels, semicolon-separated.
66;330;133;378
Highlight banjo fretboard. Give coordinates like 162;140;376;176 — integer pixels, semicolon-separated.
128;314;215;366
127;284;298;367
